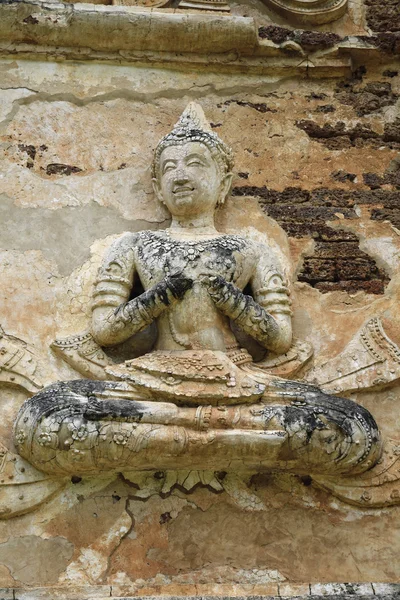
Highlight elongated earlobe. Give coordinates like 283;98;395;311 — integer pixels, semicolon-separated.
152;177;165;205
217;172;234;206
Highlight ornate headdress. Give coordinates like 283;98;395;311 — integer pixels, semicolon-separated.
152;102;234;178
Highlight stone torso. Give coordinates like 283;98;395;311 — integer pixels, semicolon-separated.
92;228;291;353
134;230;252;287
133;230;256;350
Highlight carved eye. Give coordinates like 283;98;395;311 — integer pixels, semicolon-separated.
187;157;206;167
162;162;176;173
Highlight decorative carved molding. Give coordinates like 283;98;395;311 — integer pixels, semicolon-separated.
1;1;380;77
123;470;267;511
313;439;400;508
306;317;400;395
51;331;115;380
112;0;230;9
0;442;67;519
253;338;313;378
262;0;348;26
0;325;42;393
177;0;230;12
112;0;170;7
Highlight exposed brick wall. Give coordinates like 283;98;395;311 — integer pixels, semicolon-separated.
231;185;390;294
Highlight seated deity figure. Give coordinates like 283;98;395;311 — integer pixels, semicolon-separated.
14;103;381;480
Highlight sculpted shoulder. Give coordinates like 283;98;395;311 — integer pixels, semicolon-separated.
102;231;137;260
223;227;289;271
101;230;162;261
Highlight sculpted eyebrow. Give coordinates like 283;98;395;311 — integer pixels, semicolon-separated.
161;158;177;170
185;153;208;162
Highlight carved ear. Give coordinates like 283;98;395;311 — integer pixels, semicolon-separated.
152;177;165;205
218;172;234;206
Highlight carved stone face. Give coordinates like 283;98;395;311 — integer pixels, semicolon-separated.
153;141;228;217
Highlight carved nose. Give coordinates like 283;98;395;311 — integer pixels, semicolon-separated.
174;170;189;183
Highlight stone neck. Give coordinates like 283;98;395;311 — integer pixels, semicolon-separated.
168;215;219;239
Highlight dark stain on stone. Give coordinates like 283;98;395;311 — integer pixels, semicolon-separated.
363;172;384;189
363;166;400;189
365;0;400;33
258;26;341;50
231;185;390;294
23;380;146;428
221;100;276;113
297;31;341;50
300;475;312;486
316;105;336;113
371;207;400;228
363;33;400;54
383;118;400;143
383;70;398;77
18;143;36;161
46;163;83;176
238;172;249;179
232;185;400;213
335;79;398;116
23;14;39;24
306;92;328;100
296;118;400;150
160;512;172;524
248;472;272;489
258;25;291;44
331;170;356;183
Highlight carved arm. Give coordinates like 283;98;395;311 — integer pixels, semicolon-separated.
92;273;192;346
202;275;292;355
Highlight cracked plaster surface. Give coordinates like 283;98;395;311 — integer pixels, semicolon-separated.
0;535;74;586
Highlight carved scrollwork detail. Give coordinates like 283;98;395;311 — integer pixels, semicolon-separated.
122;469;267;511
0;325;42;393
306;317;400;395
0;441;67;519
51;331;115;380
262;0;347;26
312;439;400;508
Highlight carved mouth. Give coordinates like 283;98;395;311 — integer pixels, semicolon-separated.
173;186;195;196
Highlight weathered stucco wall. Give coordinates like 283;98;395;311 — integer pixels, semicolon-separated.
1;0;400;591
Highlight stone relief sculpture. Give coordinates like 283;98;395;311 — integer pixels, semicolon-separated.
111;0;345;20
3;103;400;517
261;0;348;25
112;0;230;11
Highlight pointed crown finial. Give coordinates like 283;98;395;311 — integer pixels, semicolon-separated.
152;102;234;178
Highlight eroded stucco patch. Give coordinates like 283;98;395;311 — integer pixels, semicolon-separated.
0;535;74;585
